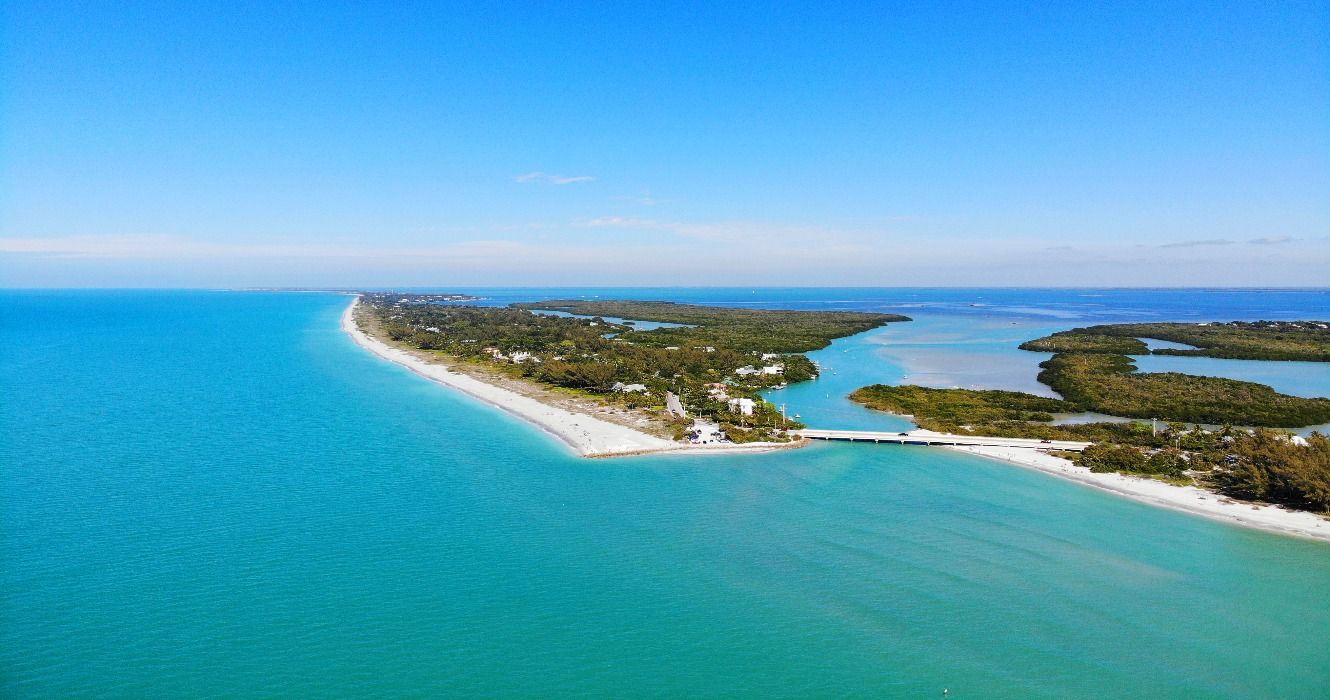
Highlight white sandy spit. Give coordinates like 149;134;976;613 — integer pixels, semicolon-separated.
341;297;796;458
949;445;1330;542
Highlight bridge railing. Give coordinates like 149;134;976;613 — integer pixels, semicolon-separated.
794;429;1090;451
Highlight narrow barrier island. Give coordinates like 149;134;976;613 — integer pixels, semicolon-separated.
359;294;907;445
852;320;1330;515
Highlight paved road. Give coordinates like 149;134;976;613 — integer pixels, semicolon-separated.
665;391;688;418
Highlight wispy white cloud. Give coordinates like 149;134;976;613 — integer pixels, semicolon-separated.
1158;238;1235;249
513;171;595;185
584;216;657;228
0;235;533;260
1248;235;1295;245
6;227;1327;287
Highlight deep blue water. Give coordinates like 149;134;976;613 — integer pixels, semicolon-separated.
3;289;1328;698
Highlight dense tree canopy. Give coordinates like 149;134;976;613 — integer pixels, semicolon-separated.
514;300;907;353
852;319;1330;513
1037;353;1330;427
1020;321;1330;362
360;294;892;440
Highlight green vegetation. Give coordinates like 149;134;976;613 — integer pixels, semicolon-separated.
850;385;1163;444
848;385;1066;424
1078;429;1330;512
1021;321;1330;362
1211;430;1330;512
1037;353;1330;427
514;300;907;353
852;382;1330;512
363;294;907;441
851;318;1330;513
851;355;1330;433
1017;333;1148;355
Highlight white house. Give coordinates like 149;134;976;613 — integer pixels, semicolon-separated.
728;398;755;416
760;353;780;360
735;366;760;376
612;382;648;393
760;364;784;375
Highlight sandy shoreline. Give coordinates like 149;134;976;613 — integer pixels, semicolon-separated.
949;444;1330;542
341;297;798;458
341;297;1328;540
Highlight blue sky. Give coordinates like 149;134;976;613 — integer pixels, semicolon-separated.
2;1;1327;287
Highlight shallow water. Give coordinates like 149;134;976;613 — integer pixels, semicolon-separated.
527;307;693;331
1140;337;1199;351
1132;354;1330;399
3;290;1328;698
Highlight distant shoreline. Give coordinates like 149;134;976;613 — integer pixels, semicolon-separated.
340;297;800;458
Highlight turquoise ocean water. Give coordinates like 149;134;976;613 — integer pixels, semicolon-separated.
3;289;1328;698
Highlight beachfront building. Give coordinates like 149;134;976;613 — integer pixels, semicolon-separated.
735;366;760;376
760;364;784;375
728;397;755;416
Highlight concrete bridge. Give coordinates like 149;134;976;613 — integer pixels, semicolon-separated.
796;429;1092;452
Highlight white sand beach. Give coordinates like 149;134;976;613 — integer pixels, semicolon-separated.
343;297;676;456
342;297;799;458
949;444;1330;542
344;297;1328;539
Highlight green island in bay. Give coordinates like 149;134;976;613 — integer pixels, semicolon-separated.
852;321;1330;513
1018;320;1330;361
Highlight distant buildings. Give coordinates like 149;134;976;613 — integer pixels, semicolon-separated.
612;382;648;393
483;347;541;364
728;397;755;415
